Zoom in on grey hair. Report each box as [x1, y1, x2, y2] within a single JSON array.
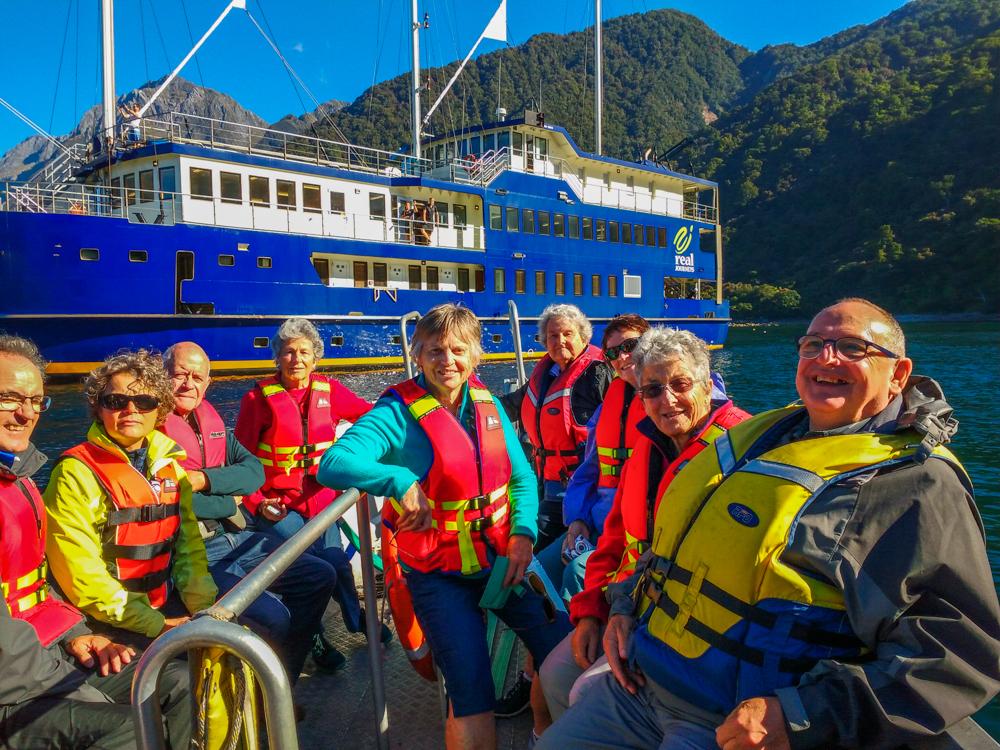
[[271, 318, 324, 361], [0, 334, 48, 382], [538, 303, 592, 344], [633, 327, 711, 385]]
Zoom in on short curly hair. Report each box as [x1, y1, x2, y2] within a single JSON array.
[[538, 303, 592, 345], [83, 349, 175, 426], [272, 318, 324, 361]]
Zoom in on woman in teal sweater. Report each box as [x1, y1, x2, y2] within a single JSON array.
[[318, 304, 569, 750]]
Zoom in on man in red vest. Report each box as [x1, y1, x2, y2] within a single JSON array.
[[162, 341, 337, 682], [0, 334, 191, 748]]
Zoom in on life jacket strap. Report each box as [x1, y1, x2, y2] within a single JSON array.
[[105, 537, 175, 561], [120, 566, 171, 594], [106, 503, 179, 526]]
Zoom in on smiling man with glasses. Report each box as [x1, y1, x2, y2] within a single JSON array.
[[538, 298, 1000, 750]]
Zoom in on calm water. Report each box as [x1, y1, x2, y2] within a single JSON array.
[[33, 320, 1000, 736]]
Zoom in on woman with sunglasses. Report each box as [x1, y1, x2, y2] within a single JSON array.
[[318, 304, 571, 750], [44, 349, 217, 643], [538, 327, 751, 723]]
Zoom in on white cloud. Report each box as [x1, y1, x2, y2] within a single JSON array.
[[292, 42, 304, 53]]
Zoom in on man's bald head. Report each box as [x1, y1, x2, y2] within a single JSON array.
[[164, 341, 210, 373], [824, 298, 906, 357], [164, 342, 211, 416]]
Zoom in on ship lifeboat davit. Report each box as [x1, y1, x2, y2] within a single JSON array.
[[382, 525, 437, 682]]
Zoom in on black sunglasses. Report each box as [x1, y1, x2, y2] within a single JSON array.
[[796, 335, 899, 362], [604, 337, 640, 362], [99, 393, 160, 412]]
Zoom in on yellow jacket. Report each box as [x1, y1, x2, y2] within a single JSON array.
[[44, 423, 217, 637]]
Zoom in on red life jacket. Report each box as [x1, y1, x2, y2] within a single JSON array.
[[383, 375, 512, 575], [615, 401, 751, 580], [594, 379, 646, 489], [521, 344, 603, 482], [254, 374, 338, 517], [61, 443, 182, 609], [0, 474, 84, 646], [161, 401, 227, 471]]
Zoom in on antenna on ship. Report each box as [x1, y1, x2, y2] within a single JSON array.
[[594, 0, 603, 155]]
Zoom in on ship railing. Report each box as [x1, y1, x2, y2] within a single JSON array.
[[138, 112, 431, 178], [2, 181, 136, 219], [133, 487, 390, 750], [29, 143, 88, 186]]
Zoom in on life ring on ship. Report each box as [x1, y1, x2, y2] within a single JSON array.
[[382, 525, 437, 682]]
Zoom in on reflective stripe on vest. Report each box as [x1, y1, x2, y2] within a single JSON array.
[[255, 376, 337, 487]]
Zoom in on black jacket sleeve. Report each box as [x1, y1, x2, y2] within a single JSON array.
[[571, 361, 613, 428], [191, 432, 265, 520]]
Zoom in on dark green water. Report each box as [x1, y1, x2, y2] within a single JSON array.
[[33, 320, 1000, 737]]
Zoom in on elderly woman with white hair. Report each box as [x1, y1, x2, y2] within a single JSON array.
[[235, 317, 385, 669]]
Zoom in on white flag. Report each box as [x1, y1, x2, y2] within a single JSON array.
[[483, 0, 507, 42]]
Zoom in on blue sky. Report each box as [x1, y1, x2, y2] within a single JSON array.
[[0, 0, 908, 157]]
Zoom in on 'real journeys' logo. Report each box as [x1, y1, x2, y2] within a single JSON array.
[[673, 224, 696, 273], [727, 502, 759, 528]]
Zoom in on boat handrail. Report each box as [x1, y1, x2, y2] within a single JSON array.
[[399, 312, 421, 379], [507, 299, 527, 387], [132, 487, 390, 750]]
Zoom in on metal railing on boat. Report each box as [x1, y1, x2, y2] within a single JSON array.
[[131, 487, 389, 750]]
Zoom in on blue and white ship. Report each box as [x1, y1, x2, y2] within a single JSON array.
[[0, 0, 729, 376]]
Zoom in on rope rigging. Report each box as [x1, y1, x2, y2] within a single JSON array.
[[49, 0, 74, 136]]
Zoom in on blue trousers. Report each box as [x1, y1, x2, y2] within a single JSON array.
[[205, 528, 337, 681], [253, 509, 364, 632]]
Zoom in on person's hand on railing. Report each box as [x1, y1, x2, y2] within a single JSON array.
[[396, 482, 431, 533], [160, 616, 191, 634], [66, 634, 136, 675]]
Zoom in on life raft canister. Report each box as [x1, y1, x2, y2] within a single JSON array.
[[61, 441, 182, 608]]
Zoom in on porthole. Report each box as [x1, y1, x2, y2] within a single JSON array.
[[219, 254, 235, 267], [330, 335, 344, 347], [80, 247, 100, 261], [128, 250, 148, 263], [252, 337, 269, 348], [492, 334, 502, 344], [257, 256, 272, 269]]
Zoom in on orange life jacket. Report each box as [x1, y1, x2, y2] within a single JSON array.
[[383, 375, 512, 576], [254, 374, 338, 517], [0, 473, 84, 646], [162, 401, 227, 471], [521, 345, 603, 482], [594, 378, 645, 489], [615, 402, 750, 580], [61, 442, 182, 608]]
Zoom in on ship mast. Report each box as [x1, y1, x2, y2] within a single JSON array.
[[594, 0, 602, 155], [410, 0, 422, 159], [101, 0, 116, 144]]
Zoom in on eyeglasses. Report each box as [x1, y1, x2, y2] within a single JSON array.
[[0, 392, 52, 414], [99, 393, 160, 412], [637, 378, 697, 400], [604, 337, 640, 362], [796, 335, 899, 362]]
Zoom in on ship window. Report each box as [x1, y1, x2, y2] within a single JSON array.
[[658, 227, 668, 248], [408, 265, 422, 290], [646, 226, 656, 246], [582, 217, 593, 240], [699, 228, 716, 252], [553, 213, 565, 237], [513, 131, 523, 155], [537, 211, 550, 235], [330, 335, 344, 347], [139, 170, 154, 203], [111, 177, 122, 210], [189, 168, 212, 201], [506, 207, 518, 232], [608, 275, 618, 297], [80, 247, 100, 261], [701, 282, 716, 301], [522, 209, 535, 234], [624, 273, 642, 298], [470, 136, 481, 155], [634, 224, 644, 245], [221, 172, 242, 204], [123, 173, 137, 206], [533, 333, 540, 343], [603, 172, 611, 189], [218, 254, 235, 266], [277, 180, 296, 210], [257, 257, 272, 269], [483, 133, 495, 152], [253, 337, 269, 348], [426, 266, 439, 290], [475, 268, 485, 292], [435, 144, 444, 163], [159, 166, 176, 201], [622, 223, 632, 243], [373, 262, 388, 287], [353, 261, 368, 288], [369, 193, 386, 220], [591, 274, 601, 296], [458, 267, 470, 292], [454, 204, 468, 228], [434, 201, 449, 226], [535, 270, 546, 295], [391, 335, 402, 345], [596, 220, 606, 242], [573, 273, 584, 296], [312, 257, 331, 284], [489, 205, 502, 230], [129, 250, 148, 263], [536, 138, 547, 157], [649, 181, 656, 197], [497, 131, 510, 150], [330, 191, 346, 214], [303, 183, 321, 213], [627, 176, 635, 190], [492, 333, 502, 344], [515, 269, 526, 294], [609, 221, 619, 243], [249, 176, 270, 207], [494, 268, 505, 292], [555, 272, 566, 296], [568, 216, 580, 239], [664, 277, 688, 299]]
